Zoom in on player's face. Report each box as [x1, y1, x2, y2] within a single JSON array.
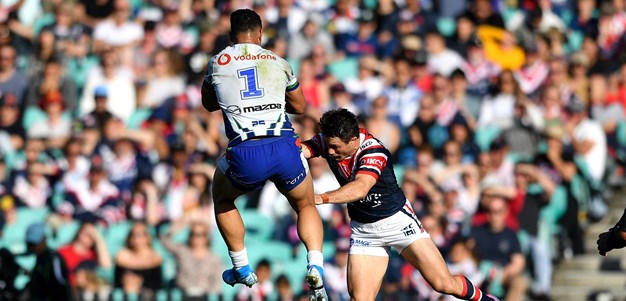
[[325, 136, 359, 161]]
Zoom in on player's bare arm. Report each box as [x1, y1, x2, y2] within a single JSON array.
[[285, 86, 306, 114], [314, 173, 377, 205]]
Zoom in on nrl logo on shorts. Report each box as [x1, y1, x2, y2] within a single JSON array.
[[226, 105, 242, 115]]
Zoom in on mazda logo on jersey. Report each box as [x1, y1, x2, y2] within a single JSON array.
[[225, 105, 241, 115], [218, 53, 231, 65], [242, 103, 282, 113]]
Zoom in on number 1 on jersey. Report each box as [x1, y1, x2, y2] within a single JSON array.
[[238, 67, 264, 100]]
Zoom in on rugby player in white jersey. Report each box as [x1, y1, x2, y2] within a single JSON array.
[[201, 9, 328, 301], [301, 109, 499, 301]]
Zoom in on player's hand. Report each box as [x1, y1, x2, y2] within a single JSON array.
[[597, 228, 626, 256], [314, 194, 323, 205]]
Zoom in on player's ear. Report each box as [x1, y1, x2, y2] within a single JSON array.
[[257, 28, 263, 44]]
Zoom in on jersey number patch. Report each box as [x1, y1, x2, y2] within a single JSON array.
[[237, 67, 265, 100]]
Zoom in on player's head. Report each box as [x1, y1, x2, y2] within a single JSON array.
[[230, 9, 263, 45], [319, 108, 360, 161]]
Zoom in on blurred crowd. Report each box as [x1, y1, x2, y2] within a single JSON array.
[[0, 0, 625, 300]]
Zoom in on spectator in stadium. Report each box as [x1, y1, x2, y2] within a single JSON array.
[[114, 222, 163, 296], [27, 90, 72, 149], [343, 55, 384, 108], [469, 197, 526, 301], [140, 49, 186, 109], [275, 274, 295, 301], [0, 92, 25, 151], [589, 73, 625, 149], [12, 162, 52, 209], [466, 0, 504, 28], [25, 58, 77, 114], [160, 220, 223, 295], [338, 10, 378, 58], [515, 44, 549, 96], [298, 57, 330, 111], [324, 238, 350, 301], [80, 49, 136, 122], [485, 137, 516, 187], [58, 156, 122, 223], [425, 29, 464, 77], [564, 96, 607, 183], [0, 44, 27, 107], [155, 4, 194, 51], [58, 222, 111, 289], [477, 70, 519, 130], [501, 98, 544, 158], [365, 96, 401, 156], [237, 259, 274, 301], [93, 0, 144, 55], [288, 19, 335, 60], [384, 57, 421, 128], [23, 222, 72, 301], [81, 86, 116, 134], [329, 83, 360, 115]]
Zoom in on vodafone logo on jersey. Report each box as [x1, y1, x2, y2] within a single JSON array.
[[217, 53, 277, 65], [218, 54, 231, 65]]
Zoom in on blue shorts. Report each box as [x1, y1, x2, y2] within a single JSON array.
[[217, 135, 308, 192]]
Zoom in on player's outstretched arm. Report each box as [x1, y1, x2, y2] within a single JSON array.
[[314, 174, 377, 205], [597, 209, 626, 256], [285, 86, 306, 114]]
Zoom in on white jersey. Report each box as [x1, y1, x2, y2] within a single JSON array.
[[204, 43, 299, 145]]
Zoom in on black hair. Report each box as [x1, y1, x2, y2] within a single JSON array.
[[257, 258, 271, 269], [230, 9, 262, 35], [319, 109, 360, 143]]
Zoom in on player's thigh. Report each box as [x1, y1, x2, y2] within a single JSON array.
[[347, 254, 388, 301], [212, 159, 247, 204], [277, 172, 315, 211], [400, 237, 456, 293]]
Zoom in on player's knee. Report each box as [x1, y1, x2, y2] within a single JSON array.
[[430, 277, 458, 295], [349, 290, 376, 301]]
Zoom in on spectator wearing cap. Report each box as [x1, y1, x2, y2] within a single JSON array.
[[140, 49, 186, 109], [23, 222, 73, 301], [80, 49, 136, 123], [0, 92, 25, 151], [337, 10, 378, 57], [323, 238, 350, 301], [478, 70, 520, 130], [343, 55, 384, 108], [25, 58, 78, 114], [425, 29, 464, 77], [58, 156, 122, 224], [28, 90, 72, 149], [81, 86, 116, 134], [0, 45, 27, 107], [564, 96, 607, 182], [288, 19, 336, 60]]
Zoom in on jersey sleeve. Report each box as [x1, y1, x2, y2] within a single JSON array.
[[302, 133, 325, 158], [202, 56, 217, 90], [283, 59, 299, 92], [356, 148, 388, 180]]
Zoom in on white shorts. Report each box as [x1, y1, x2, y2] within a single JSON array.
[[349, 201, 430, 257]]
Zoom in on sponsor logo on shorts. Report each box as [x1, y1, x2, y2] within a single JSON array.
[[243, 103, 282, 113], [350, 238, 370, 247], [402, 224, 417, 237], [285, 171, 305, 185]]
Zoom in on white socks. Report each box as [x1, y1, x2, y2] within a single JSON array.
[[228, 247, 249, 269], [307, 250, 324, 268]]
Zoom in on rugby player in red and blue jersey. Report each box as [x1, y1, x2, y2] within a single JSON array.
[[301, 109, 498, 301]]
